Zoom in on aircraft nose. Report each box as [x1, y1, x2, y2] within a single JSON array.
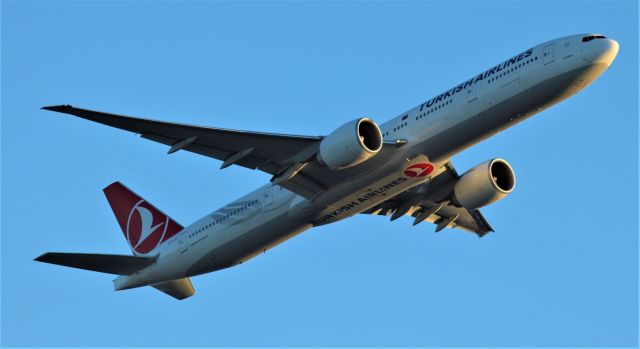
[[586, 38, 619, 66]]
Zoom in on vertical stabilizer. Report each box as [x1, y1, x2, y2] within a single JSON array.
[[103, 182, 183, 255]]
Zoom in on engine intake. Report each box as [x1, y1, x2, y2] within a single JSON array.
[[453, 159, 516, 209], [317, 118, 383, 169]]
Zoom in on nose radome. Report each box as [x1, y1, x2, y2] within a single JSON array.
[[589, 38, 619, 66]]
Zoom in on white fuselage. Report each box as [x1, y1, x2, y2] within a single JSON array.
[[115, 34, 618, 290]]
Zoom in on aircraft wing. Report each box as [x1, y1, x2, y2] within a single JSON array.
[[42, 105, 400, 199], [362, 161, 494, 237]]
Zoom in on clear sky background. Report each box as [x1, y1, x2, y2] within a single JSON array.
[[1, 1, 638, 347]]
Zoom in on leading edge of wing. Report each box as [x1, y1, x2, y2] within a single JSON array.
[[41, 105, 323, 141]]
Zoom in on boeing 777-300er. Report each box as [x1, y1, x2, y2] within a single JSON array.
[[36, 34, 618, 300]]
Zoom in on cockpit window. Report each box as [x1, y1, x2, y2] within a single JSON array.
[[582, 35, 606, 42]]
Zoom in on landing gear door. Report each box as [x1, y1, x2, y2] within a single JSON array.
[[466, 83, 477, 103], [543, 44, 554, 65]]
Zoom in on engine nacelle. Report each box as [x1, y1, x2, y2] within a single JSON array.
[[317, 118, 383, 169], [453, 159, 516, 209]]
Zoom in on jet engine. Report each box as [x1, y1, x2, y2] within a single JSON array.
[[317, 118, 383, 169], [453, 159, 516, 209]]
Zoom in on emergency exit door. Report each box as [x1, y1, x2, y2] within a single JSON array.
[[543, 44, 554, 65], [466, 83, 477, 103]]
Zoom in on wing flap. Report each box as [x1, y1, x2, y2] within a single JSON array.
[[140, 133, 271, 171]]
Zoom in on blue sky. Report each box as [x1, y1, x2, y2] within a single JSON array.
[[1, 1, 637, 347]]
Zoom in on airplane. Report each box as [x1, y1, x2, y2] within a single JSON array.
[[36, 34, 619, 300]]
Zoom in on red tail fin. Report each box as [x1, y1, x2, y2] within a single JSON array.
[[103, 182, 183, 255]]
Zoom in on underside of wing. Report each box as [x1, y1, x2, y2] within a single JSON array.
[[42, 105, 403, 199], [42, 105, 321, 173], [362, 161, 494, 237]]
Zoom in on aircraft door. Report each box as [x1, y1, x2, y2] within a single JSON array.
[[263, 186, 273, 209], [466, 83, 477, 103], [179, 235, 189, 253], [543, 44, 554, 65]]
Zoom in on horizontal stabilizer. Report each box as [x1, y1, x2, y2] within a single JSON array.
[[35, 252, 157, 275], [152, 278, 195, 300]]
